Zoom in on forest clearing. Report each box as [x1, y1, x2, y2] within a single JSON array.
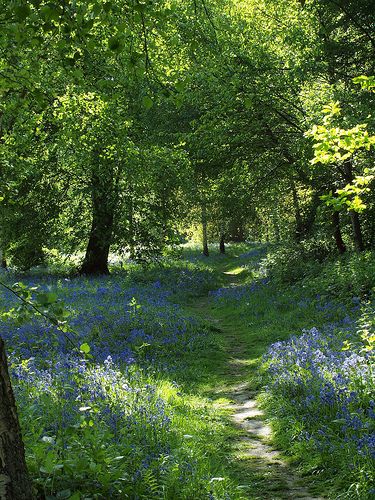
[[0, 0, 374, 498]]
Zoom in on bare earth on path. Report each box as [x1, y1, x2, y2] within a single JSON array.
[[214, 331, 325, 500], [195, 270, 325, 499], [218, 375, 324, 499]]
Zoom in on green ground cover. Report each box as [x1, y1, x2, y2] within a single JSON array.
[[1, 243, 374, 498]]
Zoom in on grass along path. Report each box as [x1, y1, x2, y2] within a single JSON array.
[[3, 245, 370, 497], [181, 250, 325, 499]]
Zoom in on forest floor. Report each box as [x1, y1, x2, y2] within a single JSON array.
[[4, 244, 356, 498], [179, 251, 325, 499]]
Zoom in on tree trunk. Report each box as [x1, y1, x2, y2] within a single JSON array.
[[0, 338, 33, 500], [80, 168, 115, 275], [350, 211, 365, 252], [343, 160, 365, 252], [332, 211, 346, 254], [291, 181, 303, 242], [0, 250, 6, 269], [219, 233, 225, 254], [80, 207, 113, 275], [201, 204, 209, 257]]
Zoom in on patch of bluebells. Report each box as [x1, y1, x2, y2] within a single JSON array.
[[11, 350, 174, 495], [238, 247, 267, 260], [0, 273, 221, 498], [263, 321, 375, 494], [0, 274, 205, 366], [209, 278, 269, 302]]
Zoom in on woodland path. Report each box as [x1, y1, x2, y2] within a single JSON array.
[[186, 261, 325, 500]]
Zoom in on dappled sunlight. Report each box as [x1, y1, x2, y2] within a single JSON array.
[[0, 254, 247, 498], [223, 266, 246, 276], [228, 357, 255, 368]]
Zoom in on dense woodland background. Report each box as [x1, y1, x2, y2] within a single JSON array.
[[0, 1, 375, 499], [0, 0, 374, 271]]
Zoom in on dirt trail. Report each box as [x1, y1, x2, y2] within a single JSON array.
[[209, 329, 324, 500], [222, 380, 322, 499], [196, 270, 324, 499]]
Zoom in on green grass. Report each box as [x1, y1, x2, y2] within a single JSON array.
[[6, 241, 366, 498], [164, 244, 321, 497], [170, 243, 364, 499]]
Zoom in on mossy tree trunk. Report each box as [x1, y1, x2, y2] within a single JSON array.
[[0, 338, 33, 499]]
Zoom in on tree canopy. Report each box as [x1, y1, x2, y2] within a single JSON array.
[[0, 0, 374, 269]]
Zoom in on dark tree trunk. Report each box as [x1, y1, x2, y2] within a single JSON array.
[[201, 204, 209, 257], [80, 166, 116, 275], [343, 160, 365, 252], [291, 181, 303, 242], [350, 211, 365, 252], [0, 338, 33, 500], [80, 208, 113, 275], [219, 233, 225, 254], [332, 211, 346, 254]]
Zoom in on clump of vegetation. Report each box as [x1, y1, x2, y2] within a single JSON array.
[[265, 244, 375, 300], [261, 302, 375, 498], [0, 265, 238, 499]]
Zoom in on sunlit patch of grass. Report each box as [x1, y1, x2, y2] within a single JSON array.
[[223, 266, 246, 276]]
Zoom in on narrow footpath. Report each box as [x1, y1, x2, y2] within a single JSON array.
[[186, 259, 324, 500]]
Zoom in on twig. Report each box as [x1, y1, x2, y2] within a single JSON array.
[[0, 279, 79, 350]]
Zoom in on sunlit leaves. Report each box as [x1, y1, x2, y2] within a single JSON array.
[[353, 75, 375, 92], [307, 84, 375, 167], [306, 77, 375, 213], [308, 123, 373, 165], [79, 343, 91, 354], [321, 174, 374, 213]]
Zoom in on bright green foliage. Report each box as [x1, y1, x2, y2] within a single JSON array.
[[1, 1, 375, 495], [307, 78, 375, 213]]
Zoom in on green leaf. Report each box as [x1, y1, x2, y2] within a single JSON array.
[[142, 96, 153, 109], [68, 493, 81, 500], [37, 292, 58, 305], [80, 343, 91, 354], [244, 98, 252, 109], [175, 81, 185, 92], [14, 4, 31, 21]]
